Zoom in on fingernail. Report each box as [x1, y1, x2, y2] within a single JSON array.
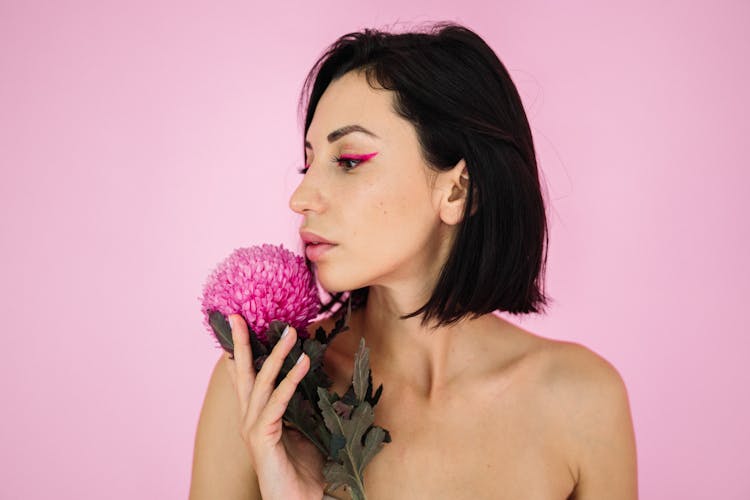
[[281, 324, 290, 339], [227, 314, 234, 329], [295, 352, 305, 365]]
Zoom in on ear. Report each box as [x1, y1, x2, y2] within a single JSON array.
[[436, 159, 477, 226]]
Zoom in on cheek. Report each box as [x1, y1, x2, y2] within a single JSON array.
[[316, 177, 437, 291], [354, 179, 433, 242]]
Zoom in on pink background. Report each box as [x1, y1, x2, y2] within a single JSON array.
[[1, 1, 748, 498]]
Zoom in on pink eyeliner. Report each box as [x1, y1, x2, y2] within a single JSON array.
[[340, 152, 378, 161]]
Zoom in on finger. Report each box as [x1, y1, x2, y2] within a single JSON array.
[[257, 351, 310, 429], [247, 325, 297, 422], [228, 314, 255, 410]]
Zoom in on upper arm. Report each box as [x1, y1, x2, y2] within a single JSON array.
[[553, 343, 638, 500], [189, 353, 261, 500]]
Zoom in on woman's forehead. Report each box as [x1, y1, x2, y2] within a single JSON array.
[[307, 72, 398, 141]]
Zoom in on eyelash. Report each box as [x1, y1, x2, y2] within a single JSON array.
[[297, 155, 366, 175]]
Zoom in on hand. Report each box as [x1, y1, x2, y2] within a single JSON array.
[[225, 314, 326, 500]]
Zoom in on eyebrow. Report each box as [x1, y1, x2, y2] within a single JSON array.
[[304, 124, 380, 150]]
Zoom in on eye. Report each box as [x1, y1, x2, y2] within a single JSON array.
[[297, 152, 377, 175], [335, 152, 378, 172], [334, 155, 363, 172]]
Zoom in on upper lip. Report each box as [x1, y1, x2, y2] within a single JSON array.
[[299, 230, 336, 245]]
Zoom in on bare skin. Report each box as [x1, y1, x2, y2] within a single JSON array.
[[312, 305, 637, 499], [191, 305, 637, 499]]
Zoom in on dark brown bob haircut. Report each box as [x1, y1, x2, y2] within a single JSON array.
[[298, 21, 550, 329]]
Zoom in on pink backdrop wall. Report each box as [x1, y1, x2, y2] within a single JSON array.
[[1, 1, 748, 498]]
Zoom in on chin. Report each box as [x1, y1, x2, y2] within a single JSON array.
[[315, 265, 367, 296]]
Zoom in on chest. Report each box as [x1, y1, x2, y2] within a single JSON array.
[[323, 374, 576, 500]]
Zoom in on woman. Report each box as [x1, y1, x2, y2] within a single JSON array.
[[190, 22, 638, 500]]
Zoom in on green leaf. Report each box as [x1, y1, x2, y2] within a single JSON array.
[[208, 310, 234, 354], [210, 306, 389, 499], [318, 388, 374, 496], [315, 326, 327, 344], [248, 328, 267, 360], [317, 386, 345, 437], [365, 370, 383, 407], [283, 392, 328, 456], [332, 400, 354, 419], [266, 320, 288, 345], [323, 461, 354, 494], [302, 338, 326, 371], [275, 341, 306, 390], [326, 300, 351, 344], [359, 426, 388, 474], [341, 401, 375, 459], [330, 433, 347, 462], [352, 338, 369, 403], [341, 386, 358, 406], [315, 419, 333, 450], [208, 311, 267, 361]]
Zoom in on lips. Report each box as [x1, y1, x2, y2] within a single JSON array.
[[299, 230, 336, 246], [305, 242, 335, 261], [299, 230, 337, 262]]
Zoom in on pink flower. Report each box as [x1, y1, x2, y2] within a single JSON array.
[[199, 243, 320, 344]]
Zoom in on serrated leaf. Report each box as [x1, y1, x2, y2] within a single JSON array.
[[323, 461, 353, 494], [285, 391, 307, 428], [315, 419, 332, 449], [286, 391, 316, 430], [302, 338, 326, 371], [341, 401, 375, 459], [330, 433, 346, 461], [352, 338, 370, 402], [326, 300, 351, 344], [208, 310, 233, 354], [332, 400, 354, 419], [317, 387, 346, 438], [279, 341, 304, 378], [359, 426, 388, 474], [382, 429, 392, 443], [322, 401, 376, 494], [266, 320, 288, 345], [341, 386, 358, 406], [369, 384, 383, 406], [210, 303, 389, 499], [210, 311, 266, 360], [364, 369, 383, 407], [315, 326, 327, 344], [248, 328, 267, 360]]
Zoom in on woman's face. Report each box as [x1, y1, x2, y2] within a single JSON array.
[[289, 70, 455, 294]]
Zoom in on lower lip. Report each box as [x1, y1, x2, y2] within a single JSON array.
[[305, 243, 337, 261]]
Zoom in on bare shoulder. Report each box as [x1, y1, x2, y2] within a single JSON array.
[[536, 338, 631, 402], [189, 352, 261, 500], [530, 337, 638, 499], [483, 321, 632, 429]]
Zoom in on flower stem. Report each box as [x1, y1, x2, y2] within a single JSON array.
[[344, 448, 367, 500], [349, 480, 367, 500]]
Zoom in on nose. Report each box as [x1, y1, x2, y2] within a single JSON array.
[[288, 167, 325, 215]]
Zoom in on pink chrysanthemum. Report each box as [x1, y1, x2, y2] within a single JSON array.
[[199, 243, 320, 344]]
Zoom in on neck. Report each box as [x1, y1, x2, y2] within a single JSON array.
[[350, 285, 490, 402]]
